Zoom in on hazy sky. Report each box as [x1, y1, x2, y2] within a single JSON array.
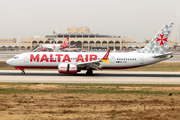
[[0, 0, 179, 42]]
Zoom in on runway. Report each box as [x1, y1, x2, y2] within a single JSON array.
[[0, 70, 180, 84]]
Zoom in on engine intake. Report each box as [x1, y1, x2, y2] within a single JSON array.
[[58, 63, 77, 74]]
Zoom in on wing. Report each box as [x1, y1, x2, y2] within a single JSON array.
[[153, 52, 173, 58], [76, 60, 103, 70], [76, 49, 111, 70]]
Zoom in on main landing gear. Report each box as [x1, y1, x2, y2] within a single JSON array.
[[86, 69, 93, 75], [21, 70, 25, 75]]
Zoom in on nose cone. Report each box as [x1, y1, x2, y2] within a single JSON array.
[[6, 59, 12, 65]]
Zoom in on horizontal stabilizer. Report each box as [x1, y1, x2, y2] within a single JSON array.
[[153, 52, 173, 58]]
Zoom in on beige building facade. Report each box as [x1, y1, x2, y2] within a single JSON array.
[[0, 38, 31, 51], [0, 27, 178, 51]]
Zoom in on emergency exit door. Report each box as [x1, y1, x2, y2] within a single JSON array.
[[24, 54, 28, 63], [140, 55, 144, 64]]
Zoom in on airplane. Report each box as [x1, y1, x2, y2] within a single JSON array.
[[32, 37, 75, 52], [6, 22, 174, 75]]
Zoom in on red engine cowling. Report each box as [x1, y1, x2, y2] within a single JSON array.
[[58, 63, 77, 74], [41, 48, 45, 51]]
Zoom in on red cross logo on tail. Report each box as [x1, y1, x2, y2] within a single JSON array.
[[156, 34, 168, 46]]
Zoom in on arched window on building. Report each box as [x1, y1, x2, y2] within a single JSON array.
[[102, 41, 107, 44], [32, 41, 37, 44], [45, 41, 50, 44], [83, 41, 88, 44], [96, 41, 101, 46], [8, 46, 12, 50], [20, 46, 25, 50], [83, 41, 88, 47], [90, 41, 94, 44], [96, 41, 101, 43], [27, 46, 31, 50], [2, 46, 6, 50], [51, 41, 56, 44], [108, 41, 114, 47], [39, 41, 44, 44], [76, 41, 82, 48], [14, 46, 19, 50], [128, 46, 133, 50], [89, 41, 94, 48], [58, 41, 63, 44], [115, 41, 120, 44], [109, 41, 113, 43], [70, 41, 75, 45], [102, 41, 107, 47], [135, 46, 139, 49]]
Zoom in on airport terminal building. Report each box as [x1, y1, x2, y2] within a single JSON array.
[[0, 27, 178, 51]]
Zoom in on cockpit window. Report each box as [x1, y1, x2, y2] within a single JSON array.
[[14, 56, 19, 59]]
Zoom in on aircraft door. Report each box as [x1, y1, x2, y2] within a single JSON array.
[[24, 54, 28, 63], [110, 56, 115, 63], [140, 55, 144, 64]]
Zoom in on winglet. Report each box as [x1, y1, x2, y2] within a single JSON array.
[[102, 49, 110, 64]]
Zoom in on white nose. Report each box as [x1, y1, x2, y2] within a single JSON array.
[[6, 59, 12, 65]]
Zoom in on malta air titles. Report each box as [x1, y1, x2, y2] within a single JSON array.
[[30, 54, 98, 63]]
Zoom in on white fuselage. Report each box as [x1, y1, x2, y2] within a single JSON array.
[[6, 52, 171, 69]]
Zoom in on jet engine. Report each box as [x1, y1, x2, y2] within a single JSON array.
[[41, 48, 45, 51], [58, 63, 77, 74]]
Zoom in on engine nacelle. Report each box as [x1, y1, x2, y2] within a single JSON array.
[[41, 48, 45, 51], [58, 63, 77, 74]]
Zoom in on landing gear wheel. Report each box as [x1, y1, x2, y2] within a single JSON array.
[[86, 69, 93, 75], [21, 71, 25, 75]]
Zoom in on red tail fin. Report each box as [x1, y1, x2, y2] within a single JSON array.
[[63, 37, 69, 45], [102, 49, 110, 64]]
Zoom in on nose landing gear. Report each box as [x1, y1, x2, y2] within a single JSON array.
[[21, 70, 25, 75], [15, 67, 25, 75]]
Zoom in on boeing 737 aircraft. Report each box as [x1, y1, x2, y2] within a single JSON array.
[[32, 37, 75, 52], [6, 22, 174, 75]]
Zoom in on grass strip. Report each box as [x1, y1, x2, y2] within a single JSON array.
[[1, 83, 180, 87], [0, 85, 179, 95]]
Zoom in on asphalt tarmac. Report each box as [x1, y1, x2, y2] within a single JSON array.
[[0, 70, 180, 84]]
